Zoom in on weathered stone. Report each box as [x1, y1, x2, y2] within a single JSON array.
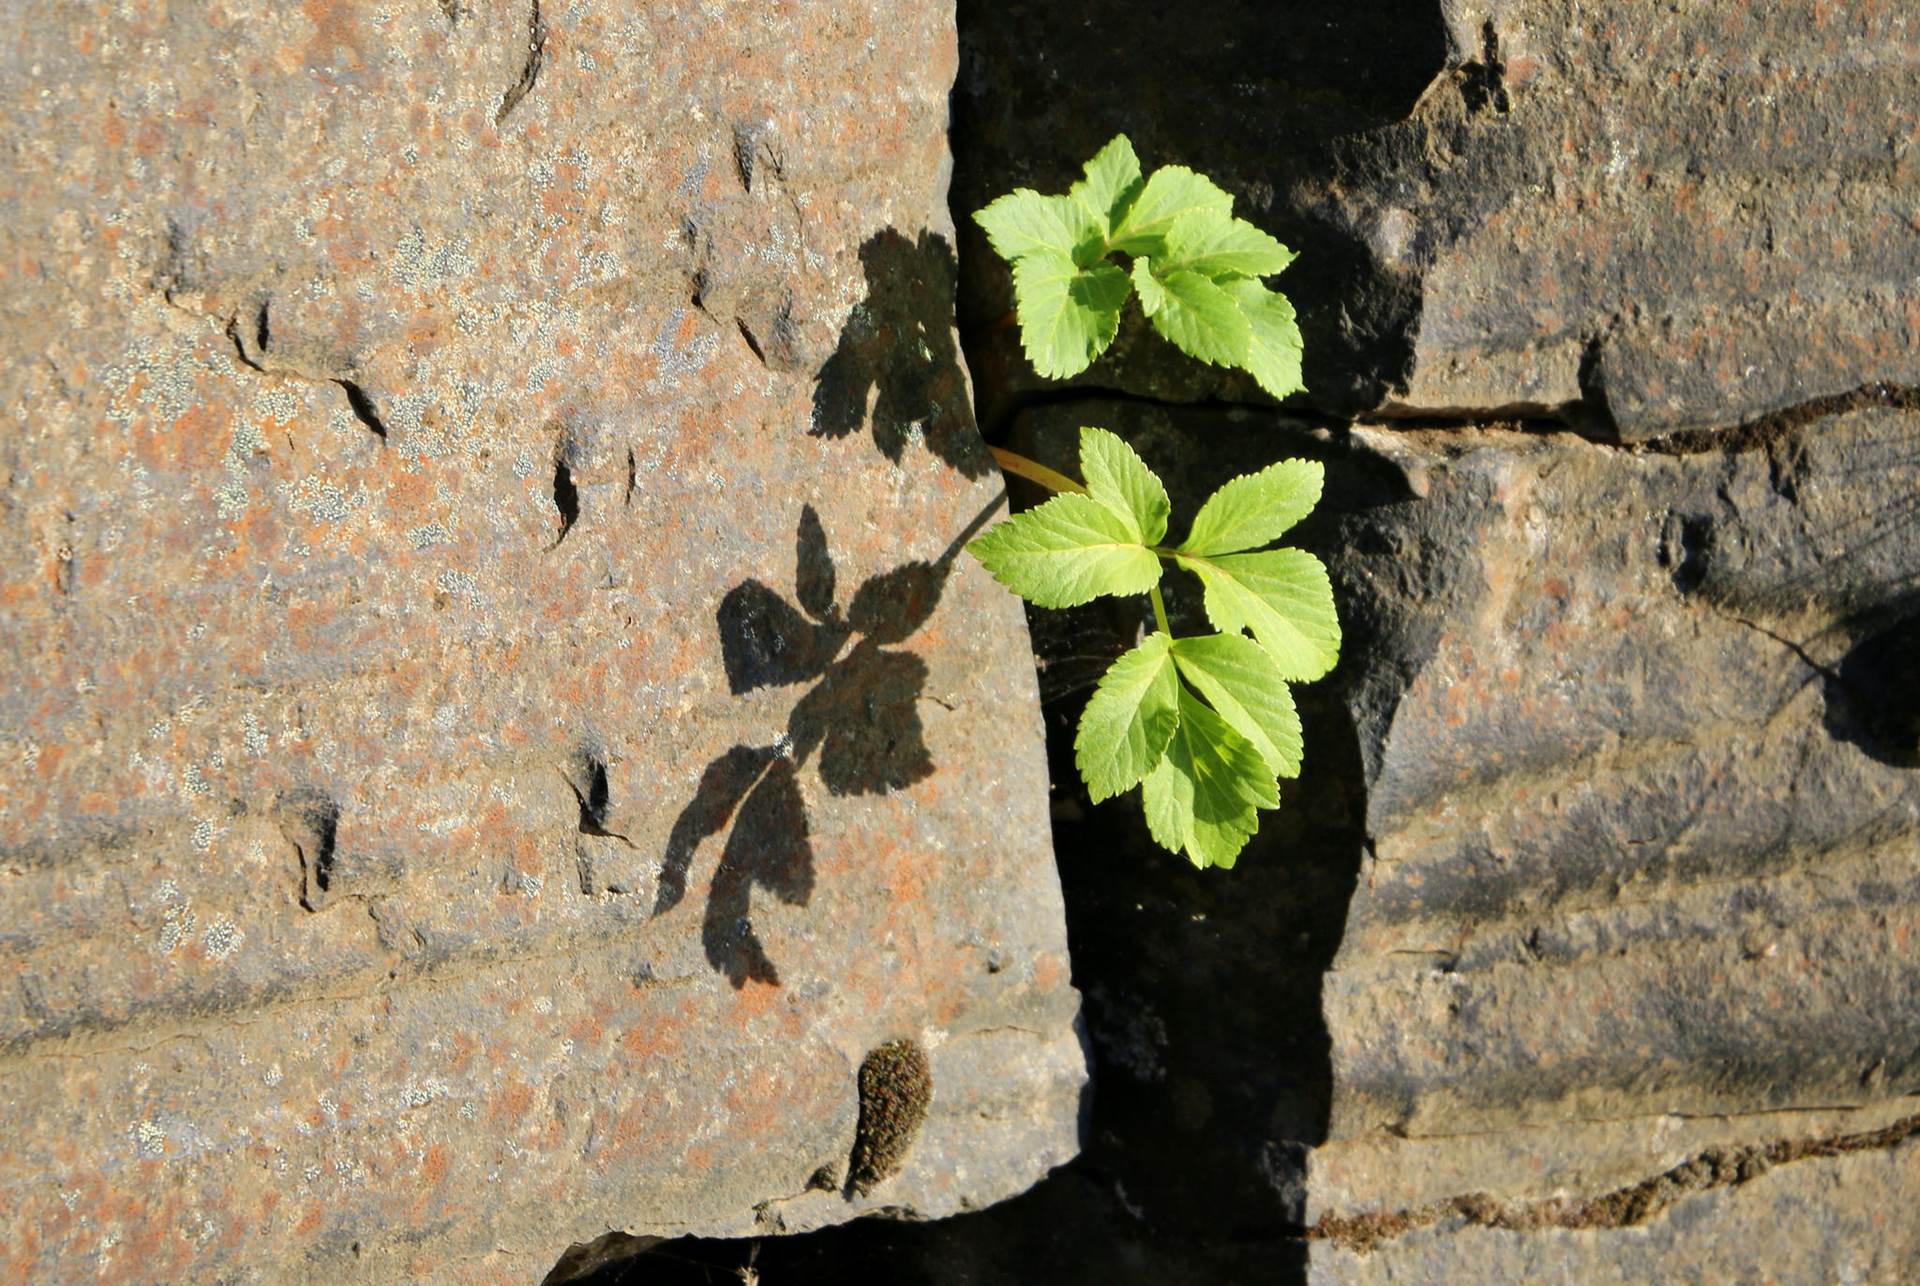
[[1321, 410, 1920, 1139], [956, 0, 1920, 436], [1367, 0, 1920, 435], [0, 2, 1082, 1280], [1001, 393, 1920, 1278]]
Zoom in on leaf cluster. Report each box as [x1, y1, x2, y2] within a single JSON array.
[[974, 135, 1304, 399], [968, 429, 1339, 869]]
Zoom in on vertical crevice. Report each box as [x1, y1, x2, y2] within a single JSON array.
[[277, 792, 343, 912], [552, 454, 580, 546], [495, 0, 546, 125], [334, 380, 389, 441], [1460, 21, 1511, 115]]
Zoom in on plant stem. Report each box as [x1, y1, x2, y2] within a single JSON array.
[[1149, 582, 1171, 636], [988, 446, 1088, 495]]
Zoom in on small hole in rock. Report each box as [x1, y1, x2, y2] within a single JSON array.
[[573, 750, 625, 839], [277, 792, 341, 911], [335, 379, 389, 440], [1825, 611, 1920, 769], [552, 455, 580, 546]]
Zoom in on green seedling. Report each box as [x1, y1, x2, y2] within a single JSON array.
[[968, 139, 1336, 868], [973, 134, 1303, 397]]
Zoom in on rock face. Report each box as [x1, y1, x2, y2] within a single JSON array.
[[0, 3, 1082, 1281], [938, 0, 1920, 1281], [956, 0, 1920, 435]]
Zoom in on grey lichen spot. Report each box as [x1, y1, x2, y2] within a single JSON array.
[[409, 522, 451, 550], [388, 226, 476, 291], [846, 1038, 932, 1196], [202, 918, 243, 960], [434, 568, 483, 610], [133, 1119, 167, 1159], [157, 900, 198, 953]]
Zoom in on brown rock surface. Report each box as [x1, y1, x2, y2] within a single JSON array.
[[0, 2, 1081, 1280]]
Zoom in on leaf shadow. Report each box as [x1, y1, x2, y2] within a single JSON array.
[[655, 497, 1000, 987], [812, 228, 993, 480]]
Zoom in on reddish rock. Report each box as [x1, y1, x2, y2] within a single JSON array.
[[0, 2, 1081, 1280]]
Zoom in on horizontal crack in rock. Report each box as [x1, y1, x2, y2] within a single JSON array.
[[1310, 1110, 1920, 1253], [1638, 381, 1920, 456]]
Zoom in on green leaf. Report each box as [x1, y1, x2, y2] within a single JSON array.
[[1110, 165, 1235, 257], [1179, 459, 1324, 557], [1170, 634, 1304, 777], [1013, 253, 1132, 379], [1070, 134, 1144, 238], [1177, 548, 1341, 681], [967, 492, 1159, 609], [1159, 209, 1296, 279], [1078, 427, 1170, 545], [1075, 634, 1178, 802], [1141, 686, 1277, 869], [1131, 258, 1169, 314], [973, 189, 1101, 265], [1131, 262, 1251, 368], [1221, 279, 1305, 400]]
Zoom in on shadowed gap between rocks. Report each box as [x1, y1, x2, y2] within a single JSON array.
[[948, 0, 1455, 424], [552, 0, 1471, 1274]]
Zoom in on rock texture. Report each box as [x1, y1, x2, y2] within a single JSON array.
[[1306, 405, 1920, 1276], [923, 0, 1920, 1281], [955, 0, 1920, 436], [0, 2, 1081, 1281]]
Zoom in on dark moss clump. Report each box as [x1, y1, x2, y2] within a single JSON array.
[[847, 1038, 932, 1195]]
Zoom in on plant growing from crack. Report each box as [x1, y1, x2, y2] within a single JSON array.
[[967, 136, 1338, 869]]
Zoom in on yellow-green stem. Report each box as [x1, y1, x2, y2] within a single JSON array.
[[988, 446, 1088, 495], [1149, 583, 1171, 636]]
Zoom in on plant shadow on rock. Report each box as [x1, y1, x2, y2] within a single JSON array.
[[655, 498, 1000, 987], [811, 228, 993, 480]]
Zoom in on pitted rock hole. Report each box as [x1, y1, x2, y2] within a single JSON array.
[[334, 379, 389, 440], [572, 749, 616, 836], [552, 453, 580, 547], [276, 792, 342, 911]]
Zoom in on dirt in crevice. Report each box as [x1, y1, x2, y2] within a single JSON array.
[[1311, 1111, 1920, 1253], [1643, 381, 1920, 458]]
